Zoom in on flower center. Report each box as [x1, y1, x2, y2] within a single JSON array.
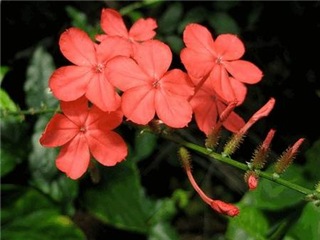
[[95, 63, 104, 73], [216, 56, 223, 64], [152, 79, 160, 88], [79, 126, 86, 133]]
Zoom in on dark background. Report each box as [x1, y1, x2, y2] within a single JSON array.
[[2, 1, 320, 239]]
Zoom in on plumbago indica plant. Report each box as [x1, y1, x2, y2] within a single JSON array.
[[1, 5, 320, 240]]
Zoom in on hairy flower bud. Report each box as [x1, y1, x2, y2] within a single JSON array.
[[274, 138, 305, 174]]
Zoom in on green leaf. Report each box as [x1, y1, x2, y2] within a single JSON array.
[[207, 12, 240, 35], [28, 115, 78, 215], [0, 88, 18, 112], [0, 118, 28, 177], [241, 165, 310, 210], [1, 185, 85, 240], [178, 6, 208, 33], [65, 6, 100, 39], [0, 66, 10, 84], [158, 2, 183, 34], [131, 130, 158, 162], [164, 35, 184, 55], [24, 46, 57, 109], [285, 202, 320, 240], [226, 204, 269, 240], [304, 138, 320, 181], [82, 160, 151, 233], [148, 221, 179, 240]]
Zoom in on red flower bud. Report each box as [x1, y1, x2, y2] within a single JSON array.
[[210, 200, 240, 217]]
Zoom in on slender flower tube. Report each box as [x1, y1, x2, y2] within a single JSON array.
[[179, 147, 239, 217]]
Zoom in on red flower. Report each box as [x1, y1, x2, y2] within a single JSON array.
[[181, 23, 263, 103], [190, 79, 245, 135], [39, 97, 127, 179], [107, 40, 194, 128], [96, 8, 157, 54], [49, 27, 131, 111]]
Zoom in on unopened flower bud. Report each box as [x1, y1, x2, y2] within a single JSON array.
[[274, 138, 305, 174], [210, 200, 240, 217], [223, 98, 275, 156], [244, 170, 259, 190], [251, 129, 276, 169]]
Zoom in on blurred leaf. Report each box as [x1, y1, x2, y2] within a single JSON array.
[[212, 1, 240, 11], [148, 221, 179, 240], [0, 149, 20, 177], [28, 115, 78, 215], [164, 35, 184, 55], [0, 66, 10, 84], [0, 117, 28, 177], [207, 12, 240, 35], [65, 6, 100, 39], [0, 88, 18, 112], [1, 185, 85, 240], [82, 160, 151, 233], [226, 204, 269, 240], [285, 202, 320, 240], [241, 165, 310, 210], [158, 2, 183, 34], [131, 130, 158, 162], [24, 46, 57, 109], [178, 6, 208, 33], [304, 138, 320, 181]]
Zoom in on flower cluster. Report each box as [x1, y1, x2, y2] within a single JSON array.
[[40, 8, 273, 216]]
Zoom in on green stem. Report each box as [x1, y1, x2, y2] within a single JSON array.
[[1, 108, 59, 117], [163, 133, 314, 196]]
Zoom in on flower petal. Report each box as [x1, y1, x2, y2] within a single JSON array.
[[180, 48, 215, 80], [190, 90, 218, 135], [215, 34, 245, 60], [60, 96, 89, 126], [183, 24, 217, 55], [87, 106, 123, 131], [129, 18, 157, 41], [107, 56, 150, 91], [217, 101, 245, 133], [49, 66, 93, 101], [96, 36, 132, 63], [100, 8, 129, 38], [161, 69, 194, 98], [155, 90, 193, 128], [134, 40, 172, 79], [211, 66, 247, 104], [55, 134, 90, 179], [86, 73, 121, 112], [121, 86, 155, 125], [39, 114, 79, 147], [87, 130, 127, 166], [224, 60, 263, 84], [59, 27, 96, 66]]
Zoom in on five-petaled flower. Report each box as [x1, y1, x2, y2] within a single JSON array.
[[49, 27, 132, 112], [107, 39, 194, 128], [181, 23, 263, 103], [96, 8, 157, 55], [39, 97, 128, 179]]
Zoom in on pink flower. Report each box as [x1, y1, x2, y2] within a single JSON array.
[[190, 79, 245, 135], [181, 23, 263, 103], [49, 27, 131, 111], [107, 40, 194, 128], [39, 97, 127, 179], [96, 8, 157, 55]]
